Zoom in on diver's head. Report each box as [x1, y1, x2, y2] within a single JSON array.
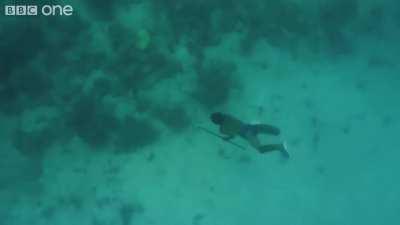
[[210, 112, 225, 125]]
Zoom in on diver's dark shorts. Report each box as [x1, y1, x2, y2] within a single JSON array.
[[239, 124, 280, 137], [239, 124, 257, 137]]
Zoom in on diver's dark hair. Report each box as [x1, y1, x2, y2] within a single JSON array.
[[210, 112, 225, 125]]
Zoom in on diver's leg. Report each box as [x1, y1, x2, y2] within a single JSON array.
[[258, 143, 290, 158], [252, 124, 280, 135], [245, 133, 262, 149], [258, 144, 283, 153]]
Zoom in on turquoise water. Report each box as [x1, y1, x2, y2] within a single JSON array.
[[1, 1, 399, 224]]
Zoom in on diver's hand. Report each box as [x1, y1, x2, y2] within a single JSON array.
[[222, 135, 234, 141]]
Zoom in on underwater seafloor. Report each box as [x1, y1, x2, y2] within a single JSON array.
[[1, 0, 399, 225]]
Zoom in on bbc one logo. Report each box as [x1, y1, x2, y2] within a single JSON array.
[[5, 5, 73, 16]]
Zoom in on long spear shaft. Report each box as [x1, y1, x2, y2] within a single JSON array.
[[197, 126, 246, 150]]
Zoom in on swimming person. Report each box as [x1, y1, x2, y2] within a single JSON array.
[[210, 112, 289, 158]]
